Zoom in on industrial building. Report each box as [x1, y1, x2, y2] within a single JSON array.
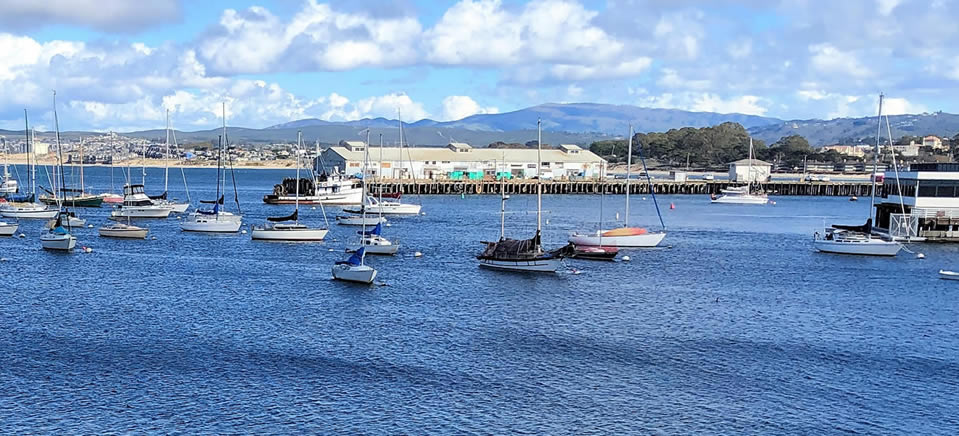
[[728, 158, 772, 183], [318, 140, 607, 180]]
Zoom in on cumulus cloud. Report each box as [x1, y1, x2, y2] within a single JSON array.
[[441, 96, 498, 121], [0, 0, 181, 32], [638, 91, 769, 116]]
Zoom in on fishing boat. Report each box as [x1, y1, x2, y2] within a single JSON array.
[[152, 110, 191, 213], [569, 124, 666, 248], [332, 247, 377, 284], [181, 103, 243, 233], [477, 119, 561, 273], [41, 91, 77, 252], [813, 94, 901, 256], [252, 131, 329, 241], [99, 222, 148, 239], [711, 138, 769, 205], [110, 184, 172, 218], [0, 111, 57, 219], [0, 221, 17, 236], [263, 170, 364, 205], [939, 270, 959, 281]]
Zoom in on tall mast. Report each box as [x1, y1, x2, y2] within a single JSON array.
[[625, 124, 632, 228], [748, 137, 754, 189], [536, 119, 543, 235], [361, 128, 371, 266], [165, 109, 170, 194], [79, 137, 85, 195], [378, 133, 384, 219], [295, 131, 301, 222], [871, 93, 884, 216], [500, 153, 506, 240], [31, 128, 36, 198], [53, 91, 66, 210], [23, 109, 32, 198]]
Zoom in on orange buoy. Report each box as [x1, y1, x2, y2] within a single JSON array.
[[670, 202, 675, 210]]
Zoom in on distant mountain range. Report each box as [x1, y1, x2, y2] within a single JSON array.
[[3, 103, 957, 147]]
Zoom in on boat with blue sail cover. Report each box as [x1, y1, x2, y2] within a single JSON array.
[[332, 247, 377, 283], [181, 103, 243, 233]]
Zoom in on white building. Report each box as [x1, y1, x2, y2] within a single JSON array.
[[319, 141, 606, 180], [728, 158, 772, 183], [874, 163, 959, 241]]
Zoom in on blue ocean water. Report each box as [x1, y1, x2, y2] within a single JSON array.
[[1, 166, 958, 434]]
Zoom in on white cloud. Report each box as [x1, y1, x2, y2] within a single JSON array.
[[441, 96, 498, 121], [877, 0, 902, 15], [638, 91, 769, 116], [809, 44, 872, 78], [0, 0, 180, 32]]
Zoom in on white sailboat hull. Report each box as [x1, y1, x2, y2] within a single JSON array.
[[332, 264, 377, 283], [478, 257, 561, 272], [362, 203, 421, 215], [158, 202, 190, 213], [46, 217, 85, 228], [99, 225, 148, 239], [711, 194, 769, 205], [813, 239, 901, 256], [336, 215, 387, 226], [251, 226, 328, 241], [939, 270, 959, 281], [111, 206, 172, 218], [568, 231, 666, 248], [0, 205, 58, 219], [40, 233, 76, 251], [0, 222, 18, 236], [181, 213, 243, 233], [349, 235, 399, 255]]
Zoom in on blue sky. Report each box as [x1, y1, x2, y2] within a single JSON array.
[[0, 0, 957, 131]]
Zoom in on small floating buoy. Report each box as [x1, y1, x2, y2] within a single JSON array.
[[461, 193, 465, 199], [151, 236, 157, 240], [385, 223, 391, 227], [669, 202, 675, 210], [87, 224, 94, 228], [545, 219, 550, 225], [917, 253, 925, 259], [311, 206, 316, 210], [83, 246, 93, 253], [570, 268, 582, 275], [176, 215, 182, 219], [622, 255, 631, 262], [413, 251, 423, 257], [770, 201, 776, 205], [18, 233, 25, 238], [240, 230, 247, 234], [615, 212, 620, 220], [0, 258, 9, 262], [642, 197, 647, 200], [420, 212, 426, 216]]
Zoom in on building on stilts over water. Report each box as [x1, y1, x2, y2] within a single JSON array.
[[873, 163, 959, 242]]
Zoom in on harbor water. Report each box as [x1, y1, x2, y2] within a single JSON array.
[[1, 167, 958, 433]]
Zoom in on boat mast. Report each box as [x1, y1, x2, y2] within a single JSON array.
[[361, 128, 371, 266], [110, 131, 115, 193], [747, 138, 754, 190], [79, 137, 85, 195], [378, 133, 384, 220], [52, 91, 67, 218], [536, 119, 543, 237], [500, 155, 506, 240], [295, 131, 301, 223], [871, 93, 884, 216], [24, 109, 32, 199], [165, 109, 170, 195], [625, 124, 632, 228]]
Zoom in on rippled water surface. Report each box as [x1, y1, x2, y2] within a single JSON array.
[[2, 166, 958, 433]]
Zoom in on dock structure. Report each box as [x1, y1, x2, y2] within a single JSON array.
[[367, 179, 877, 197]]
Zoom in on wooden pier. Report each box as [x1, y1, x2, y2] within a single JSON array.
[[367, 179, 877, 196]]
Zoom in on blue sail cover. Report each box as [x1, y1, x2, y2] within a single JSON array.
[[357, 223, 382, 236], [197, 203, 219, 215], [346, 247, 365, 265]]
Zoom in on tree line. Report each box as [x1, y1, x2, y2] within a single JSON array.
[[589, 122, 956, 169]]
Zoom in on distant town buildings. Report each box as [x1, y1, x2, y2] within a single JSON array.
[[319, 140, 606, 180], [821, 145, 867, 158]]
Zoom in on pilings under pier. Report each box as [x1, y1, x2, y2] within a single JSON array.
[[366, 179, 878, 197]]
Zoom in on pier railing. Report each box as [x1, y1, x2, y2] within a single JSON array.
[[366, 179, 877, 196]]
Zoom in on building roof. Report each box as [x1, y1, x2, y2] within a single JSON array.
[[324, 145, 605, 164], [729, 158, 772, 166]]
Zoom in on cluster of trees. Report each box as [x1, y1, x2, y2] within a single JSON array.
[[588, 123, 871, 169]]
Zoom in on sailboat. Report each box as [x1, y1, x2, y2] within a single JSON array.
[[569, 125, 667, 248], [813, 93, 901, 256], [39, 138, 103, 207], [711, 138, 769, 205], [477, 119, 561, 272], [336, 133, 388, 226], [0, 220, 16, 236], [347, 133, 399, 254], [0, 155, 18, 194], [1, 110, 58, 219], [332, 247, 377, 283], [152, 110, 190, 213], [344, 111, 421, 216], [181, 103, 243, 233], [40, 91, 77, 251], [252, 131, 329, 241]]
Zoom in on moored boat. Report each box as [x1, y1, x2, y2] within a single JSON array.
[[939, 270, 959, 281], [0, 221, 17, 236], [99, 222, 149, 239], [332, 247, 377, 284]]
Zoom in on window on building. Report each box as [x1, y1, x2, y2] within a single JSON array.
[[918, 183, 937, 197], [541, 162, 550, 167]]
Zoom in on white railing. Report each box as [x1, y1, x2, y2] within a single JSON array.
[[911, 208, 959, 219], [889, 214, 919, 239]]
